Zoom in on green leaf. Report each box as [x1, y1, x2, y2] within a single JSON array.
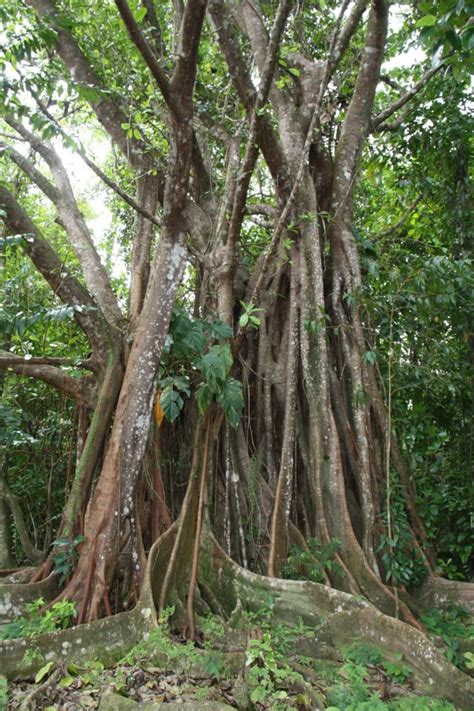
[[172, 375, 190, 395], [135, 7, 147, 22], [416, 14, 437, 27], [206, 319, 233, 340], [239, 313, 249, 328], [181, 322, 206, 353], [217, 377, 243, 429], [196, 345, 232, 385], [362, 350, 377, 365], [160, 385, 184, 422], [35, 661, 54, 683], [464, 651, 474, 670], [196, 383, 213, 415], [59, 675, 75, 688]]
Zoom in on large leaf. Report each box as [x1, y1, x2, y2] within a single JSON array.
[[160, 385, 184, 423], [196, 344, 232, 385], [217, 377, 244, 429]]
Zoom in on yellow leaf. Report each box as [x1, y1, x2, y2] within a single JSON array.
[[154, 392, 164, 428]]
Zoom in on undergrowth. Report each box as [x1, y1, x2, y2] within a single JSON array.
[[281, 537, 344, 584], [420, 604, 474, 670], [0, 597, 76, 640], [0, 600, 469, 710]]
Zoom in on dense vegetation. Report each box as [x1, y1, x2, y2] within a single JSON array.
[[0, 0, 473, 708]]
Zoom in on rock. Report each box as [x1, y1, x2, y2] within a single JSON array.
[[99, 691, 141, 710]]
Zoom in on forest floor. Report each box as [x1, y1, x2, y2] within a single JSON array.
[[4, 628, 470, 711]]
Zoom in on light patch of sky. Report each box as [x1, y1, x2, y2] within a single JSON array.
[[385, 5, 426, 71], [1, 66, 127, 281], [54, 134, 128, 282]]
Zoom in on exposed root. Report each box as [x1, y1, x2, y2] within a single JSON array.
[[19, 667, 62, 710], [197, 533, 474, 710], [412, 575, 474, 613], [186, 412, 212, 640], [0, 572, 58, 624], [2, 527, 473, 711]]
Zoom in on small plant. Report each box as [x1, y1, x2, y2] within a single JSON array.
[[344, 643, 383, 666], [389, 698, 456, 710], [326, 657, 373, 709], [200, 613, 226, 642], [420, 604, 474, 668], [378, 475, 428, 591], [326, 644, 414, 710], [281, 537, 343, 584], [238, 301, 261, 329], [382, 656, 412, 684], [245, 631, 303, 709], [0, 676, 8, 711], [52, 535, 85, 585], [464, 651, 474, 670], [0, 598, 77, 640], [194, 684, 211, 701], [22, 647, 45, 665]]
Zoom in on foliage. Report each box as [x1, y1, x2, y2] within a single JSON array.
[[415, 0, 474, 82], [326, 643, 456, 711], [0, 597, 76, 640], [420, 605, 474, 668], [245, 631, 303, 709], [0, 235, 84, 562], [281, 537, 343, 584], [238, 602, 308, 710], [158, 309, 243, 428], [0, 676, 7, 711], [52, 535, 85, 585], [358, 73, 473, 582], [238, 301, 261, 329], [378, 475, 429, 590]]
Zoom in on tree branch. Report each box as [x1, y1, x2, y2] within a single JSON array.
[[141, 0, 165, 56], [0, 186, 105, 353], [372, 64, 443, 131], [209, 0, 288, 186], [225, 0, 293, 249], [114, 0, 176, 113], [0, 479, 45, 565], [27, 0, 148, 168], [6, 118, 123, 329], [333, 0, 369, 68], [24, 90, 163, 226], [0, 353, 94, 405], [0, 142, 60, 204], [331, 0, 389, 219], [171, 0, 209, 111], [0, 352, 95, 370], [373, 195, 421, 240]]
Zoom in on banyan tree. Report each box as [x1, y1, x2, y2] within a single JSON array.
[[0, 0, 473, 706]]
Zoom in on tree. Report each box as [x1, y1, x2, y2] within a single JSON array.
[[0, 0, 473, 704]]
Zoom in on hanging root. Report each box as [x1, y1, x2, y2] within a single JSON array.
[[186, 411, 212, 639]]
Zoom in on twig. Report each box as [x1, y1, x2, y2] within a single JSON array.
[[19, 667, 62, 710]]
